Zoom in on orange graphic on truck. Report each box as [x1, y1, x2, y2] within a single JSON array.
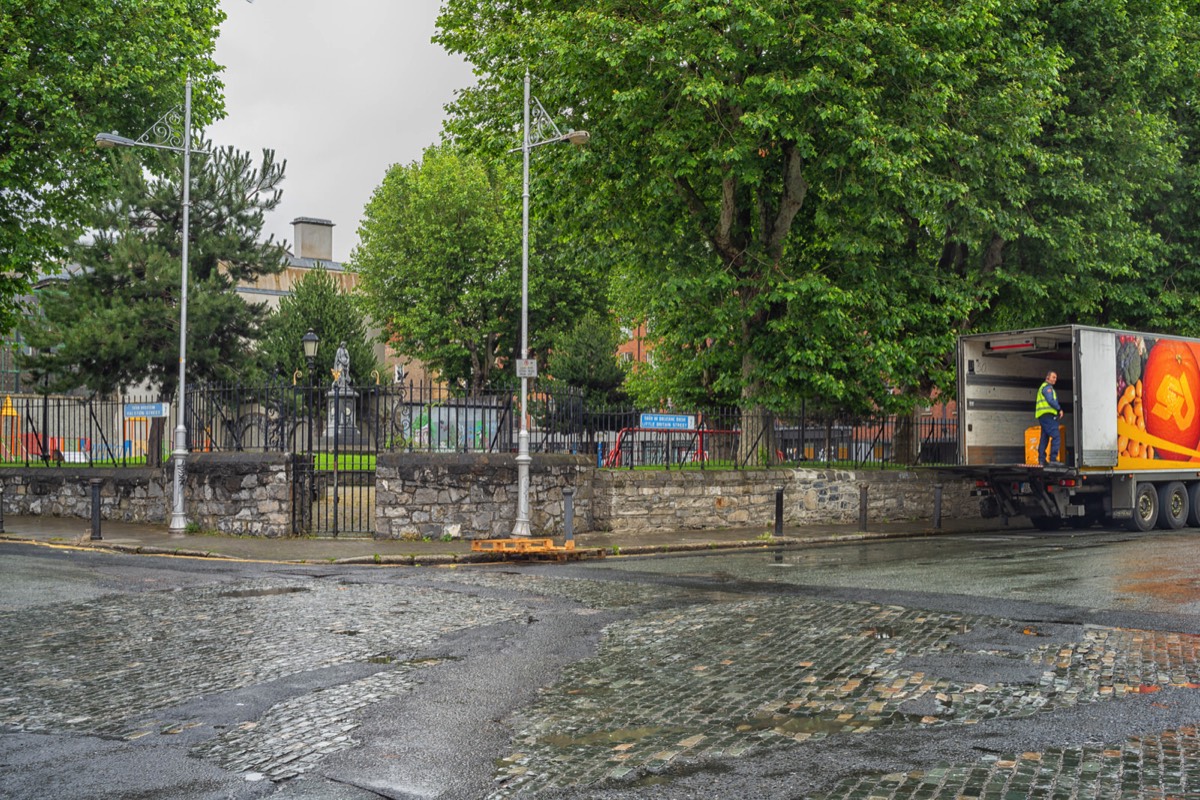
[[1117, 336, 1200, 466]]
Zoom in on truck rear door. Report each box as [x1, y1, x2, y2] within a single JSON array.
[[1075, 327, 1118, 467]]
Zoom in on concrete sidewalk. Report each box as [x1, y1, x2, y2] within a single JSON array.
[[0, 514, 1014, 565]]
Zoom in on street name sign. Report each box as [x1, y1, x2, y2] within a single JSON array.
[[123, 402, 169, 418], [640, 413, 695, 430]]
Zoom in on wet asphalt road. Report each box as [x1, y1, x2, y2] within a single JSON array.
[[3, 526, 1200, 799]]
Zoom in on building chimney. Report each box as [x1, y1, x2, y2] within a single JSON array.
[[291, 217, 334, 261]]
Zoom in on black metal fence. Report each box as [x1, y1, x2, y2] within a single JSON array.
[[0, 380, 959, 470]]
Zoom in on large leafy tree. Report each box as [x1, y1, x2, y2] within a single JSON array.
[[439, 0, 1200, 457], [436, 0, 1066, 428], [960, 0, 1194, 335], [351, 142, 606, 393], [0, 0, 225, 338], [18, 142, 287, 398], [258, 266, 380, 389]]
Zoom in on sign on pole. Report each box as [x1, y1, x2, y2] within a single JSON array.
[[516, 359, 538, 379]]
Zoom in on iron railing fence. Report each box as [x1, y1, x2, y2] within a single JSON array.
[[587, 407, 959, 470], [0, 380, 960, 469], [187, 379, 590, 456], [0, 391, 171, 467]]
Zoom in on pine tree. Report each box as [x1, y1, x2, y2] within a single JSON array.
[[258, 266, 379, 389], [18, 143, 288, 399]]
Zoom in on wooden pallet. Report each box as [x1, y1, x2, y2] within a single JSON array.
[[470, 538, 604, 561]]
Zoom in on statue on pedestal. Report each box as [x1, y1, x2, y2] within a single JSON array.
[[332, 341, 351, 391], [324, 341, 363, 446]]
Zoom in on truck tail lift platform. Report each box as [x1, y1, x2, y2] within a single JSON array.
[[470, 538, 605, 562]]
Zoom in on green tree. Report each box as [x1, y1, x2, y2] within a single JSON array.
[[437, 0, 1065, 464], [0, 0, 225, 338], [259, 267, 380, 389], [438, 0, 1200, 442], [546, 311, 627, 405], [351, 142, 606, 393], [18, 142, 287, 398]]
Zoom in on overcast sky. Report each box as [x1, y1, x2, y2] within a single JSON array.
[[207, 0, 476, 263]]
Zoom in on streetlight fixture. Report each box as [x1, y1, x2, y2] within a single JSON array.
[[510, 69, 590, 537], [96, 76, 207, 534], [302, 329, 320, 365]]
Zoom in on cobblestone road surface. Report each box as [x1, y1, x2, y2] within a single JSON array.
[[4, 536, 1200, 799]]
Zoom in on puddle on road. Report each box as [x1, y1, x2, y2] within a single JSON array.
[[536, 725, 679, 748], [219, 587, 310, 599], [735, 712, 858, 736], [632, 760, 732, 787], [1119, 566, 1200, 606]]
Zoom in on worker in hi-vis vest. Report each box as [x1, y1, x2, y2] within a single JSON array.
[[1035, 370, 1063, 466]]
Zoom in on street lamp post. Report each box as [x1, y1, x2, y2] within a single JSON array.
[[302, 329, 319, 457], [511, 69, 589, 537], [96, 76, 205, 535], [301, 329, 319, 534]]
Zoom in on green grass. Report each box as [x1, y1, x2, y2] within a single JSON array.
[[0, 456, 151, 468], [312, 453, 376, 471]]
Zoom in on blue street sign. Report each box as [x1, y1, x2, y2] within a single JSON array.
[[640, 413, 695, 430], [123, 402, 169, 418]]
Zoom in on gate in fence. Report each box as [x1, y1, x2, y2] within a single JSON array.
[[291, 386, 375, 537]]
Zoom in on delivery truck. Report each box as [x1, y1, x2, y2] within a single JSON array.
[[958, 325, 1200, 531]]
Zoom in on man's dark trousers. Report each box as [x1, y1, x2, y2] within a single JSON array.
[[1038, 414, 1060, 465]]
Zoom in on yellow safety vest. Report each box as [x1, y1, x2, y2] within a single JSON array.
[[1035, 381, 1056, 418]]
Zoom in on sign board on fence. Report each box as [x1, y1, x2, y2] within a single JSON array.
[[640, 413, 695, 430], [515, 359, 538, 378], [123, 402, 169, 418]]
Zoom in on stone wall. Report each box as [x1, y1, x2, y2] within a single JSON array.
[[0, 467, 168, 523], [0, 453, 293, 538], [593, 467, 977, 532], [375, 453, 592, 539], [186, 453, 293, 538], [0, 456, 977, 539]]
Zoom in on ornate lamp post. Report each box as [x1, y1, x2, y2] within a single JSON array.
[[96, 76, 206, 535], [511, 69, 589, 537], [300, 329, 319, 533], [302, 329, 319, 455]]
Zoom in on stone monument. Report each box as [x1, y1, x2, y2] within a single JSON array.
[[324, 341, 363, 446]]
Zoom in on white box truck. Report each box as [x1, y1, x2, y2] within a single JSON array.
[[958, 325, 1200, 531]]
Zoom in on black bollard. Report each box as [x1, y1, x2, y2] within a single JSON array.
[[90, 478, 102, 540], [774, 486, 784, 562], [0, 482, 5, 533], [859, 484, 868, 532], [933, 483, 943, 530], [563, 487, 575, 542]]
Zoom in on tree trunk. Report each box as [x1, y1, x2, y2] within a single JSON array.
[[148, 417, 165, 468], [893, 411, 920, 466], [738, 404, 777, 467]]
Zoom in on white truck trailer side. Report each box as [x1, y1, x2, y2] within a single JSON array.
[[958, 325, 1200, 531]]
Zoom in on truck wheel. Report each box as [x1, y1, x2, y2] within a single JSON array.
[[1030, 516, 1062, 531], [1158, 482, 1189, 530], [1187, 483, 1200, 527], [1129, 482, 1159, 532]]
